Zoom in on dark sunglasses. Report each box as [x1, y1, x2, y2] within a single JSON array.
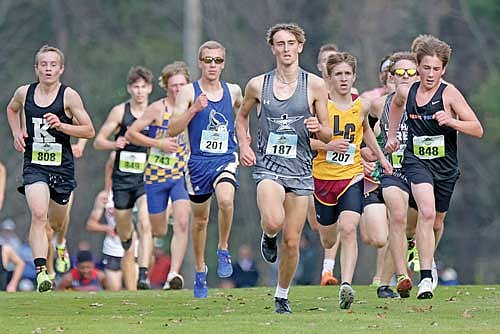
[[200, 56, 224, 64], [393, 68, 417, 77]]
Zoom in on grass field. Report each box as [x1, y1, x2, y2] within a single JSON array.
[[1, 285, 499, 333]]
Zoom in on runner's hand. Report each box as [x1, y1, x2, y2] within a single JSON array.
[[327, 138, 350, 153]]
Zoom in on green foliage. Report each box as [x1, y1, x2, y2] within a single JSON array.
[[1, 286, 499, 333], [470, 73, 500, 143], [465, 0, 500, 25]]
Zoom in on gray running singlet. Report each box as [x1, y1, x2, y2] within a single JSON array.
[[255, 68, 313, 178]]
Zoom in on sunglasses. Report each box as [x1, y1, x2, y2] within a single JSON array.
[[200, 56, 224, 64], [393, 68, 417, 77]]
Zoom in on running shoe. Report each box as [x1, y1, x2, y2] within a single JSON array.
[[370, 277, 381, 288], [396, 273, 412, 298], [216, 249, 233, 278], [320, 271, 339, 286], [36, 271, 53, 293], [407, 237, 420, 272], [431, 259, 438, 291], [55, 245, 71, 274], [137, 272, 151, 290], [274, 297, 292, 314], [193, 266, 208, 298], [417, 277, 433, 299], [339, 284, 355, 309], [377, 286, 400, 298], [163, 273, 184, 290], [260, 232, 277, 264]]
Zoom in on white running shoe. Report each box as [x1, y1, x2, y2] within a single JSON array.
[[163, 272, 184, 290], [431, 259, 438, 291], [339, 284, 355, 309], [417, 278, 433, 299]]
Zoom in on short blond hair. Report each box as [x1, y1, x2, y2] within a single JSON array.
[[389, 51, 417, 74], [266, 23, 306, 46], [159, 61, 190, 89], [317, 43, 339, 63], [35, 45, 65, 65], [198, 40, 226, 60], [326, 52, 357, 76]]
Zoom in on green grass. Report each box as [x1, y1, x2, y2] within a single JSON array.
[[1, 285, 499, 333]]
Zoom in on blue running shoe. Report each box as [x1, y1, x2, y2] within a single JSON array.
[[194, 267, 208, 298], [216, 249, 233, 278]]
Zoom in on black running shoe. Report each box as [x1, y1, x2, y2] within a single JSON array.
[[377, 286, 400, 298], [261, 232, 278, 263], [274, 297, 292, 314], [121, 237, 133, 251]]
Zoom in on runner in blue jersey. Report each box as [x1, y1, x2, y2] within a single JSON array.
[[236, 23, 331, 314], [6, 45, 95, 292], [168, 41, 243, 298], [386, 36, 483, 299]]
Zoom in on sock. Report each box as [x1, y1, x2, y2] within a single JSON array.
[[167, 272, 178, 281], [56, 239, 66, 249], [341, 281, 351, 286], [34, 258, 47, 273], [274, 285, 289, 299], [265, 232, 278, 238], [139, 267, 148, 279], [420, 269, 432, 281], [322, 259, 335, 275]]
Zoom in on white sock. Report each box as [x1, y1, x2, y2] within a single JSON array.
[[274, 285, 289, 299], [265, 232, 278, 238], [56, 239, 66, 249], [322, 259, 335, 275], [167, 272, 178, 281]]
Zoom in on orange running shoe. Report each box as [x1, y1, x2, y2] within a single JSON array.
[[320, 271, 339, 286]]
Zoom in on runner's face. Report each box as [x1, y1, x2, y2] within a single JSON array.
[[328, 62, 355, 96], [127, 78, 152, 104], [166, 74, 188, 100], [417, 55, 444, 90], [35, 51, 64, 84], [199, 48, 225, 82], [393, 59, 418, 87], [317, 50, 336, 80], [271, 30, 303, 66]]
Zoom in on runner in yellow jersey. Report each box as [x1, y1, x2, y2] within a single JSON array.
[[311, 52, 392, 309]]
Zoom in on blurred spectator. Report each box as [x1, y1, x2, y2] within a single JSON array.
[[439, 264, 460, 286], [149, 238, 171, 289], [294, 233, 318, 285], [18, 241, 36, 285], [0, 218, 22, 253], [57, 250, 106, 291], [230, 244, 259, 288], [0, 243, 25, 292], [0, 161, 5, 211]]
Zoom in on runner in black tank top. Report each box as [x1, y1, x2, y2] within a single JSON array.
[[6, 45, 95, 293], [93, 66, 154, 290], [385, 37, 483, 300]]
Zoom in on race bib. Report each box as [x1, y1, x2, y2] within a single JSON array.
[[265, 132, 297, 158], [31, 142, 62, 166], [326, 143, 356, 165], [148, 147, 177, 169], [118, 151, 147, 173], [413, 135, 445, 160], [391, 144, 406, 168], [200, 130, 228, 154]]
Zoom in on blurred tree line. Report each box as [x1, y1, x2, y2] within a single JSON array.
[[0, 0, 498, 284]]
